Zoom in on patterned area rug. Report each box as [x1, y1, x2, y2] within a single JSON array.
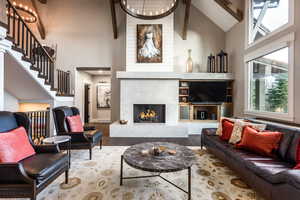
[[6, 146, 265, 200]]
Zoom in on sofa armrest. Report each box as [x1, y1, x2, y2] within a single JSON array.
[[0, 163, 34, 184], [34, 144, 60, 153], [202, 128, 217, 136]]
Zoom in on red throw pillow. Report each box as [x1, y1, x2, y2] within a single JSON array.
[[0, 127, 36, 163], [220, 119, 234, 141], [67, 115, 84, 132], [236, 126, 282, 156]]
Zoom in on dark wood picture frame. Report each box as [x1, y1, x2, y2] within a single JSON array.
[[137, 24, 163, 63]]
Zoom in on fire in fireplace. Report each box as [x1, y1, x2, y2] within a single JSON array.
[[134, 104, 166, 123]]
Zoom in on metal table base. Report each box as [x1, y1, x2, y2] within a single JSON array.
[[120, 155, 192, 200]]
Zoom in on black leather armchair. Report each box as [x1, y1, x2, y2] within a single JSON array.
[[52, 106, 103, 160], [0, 111, 69, 200]]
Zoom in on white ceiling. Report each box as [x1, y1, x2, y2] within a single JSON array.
[[192, 0, 240, 32]]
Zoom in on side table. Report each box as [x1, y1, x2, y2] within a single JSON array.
[[43, 136, 72, 167]]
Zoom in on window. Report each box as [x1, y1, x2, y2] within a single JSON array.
[[248, 47, 288, 113], [244, 32, 294, 121], [248, 0, 292, 44]]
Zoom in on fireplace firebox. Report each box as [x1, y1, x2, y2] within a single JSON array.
[[134, 104, 166, 123]]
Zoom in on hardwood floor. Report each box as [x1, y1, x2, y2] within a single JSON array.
[[86, 123, 202, 146]]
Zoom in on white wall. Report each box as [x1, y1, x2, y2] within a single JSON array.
[[32, 0, 225, 122], [126, 14, 174, 72], [74, 71, 93, 122], [4, 91, 19, 112], [174, 4, 225, 73]]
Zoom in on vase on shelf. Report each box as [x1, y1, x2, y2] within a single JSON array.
[[186, 49, 193, 73]]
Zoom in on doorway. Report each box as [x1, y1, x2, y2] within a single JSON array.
[[84, 84, 91, 123]]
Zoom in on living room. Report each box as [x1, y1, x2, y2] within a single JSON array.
[[0, 0, 300, 199]]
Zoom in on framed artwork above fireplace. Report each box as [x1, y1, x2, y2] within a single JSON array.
[[137, 24, 163, 63]]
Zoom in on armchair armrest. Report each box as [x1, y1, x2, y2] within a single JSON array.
[[84, 125, 96, 131], [0, 163, 34, 184], [59, 132, 90, 143], [34, 144, 60, 153]]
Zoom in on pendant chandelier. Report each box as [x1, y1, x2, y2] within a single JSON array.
[[7, 0, 37, 23], [120, 0, 179, 20]]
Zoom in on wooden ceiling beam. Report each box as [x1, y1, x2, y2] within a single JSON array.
[[31, 0, 46, 39], [110, 0, 118, 39], [182, 0, 191, 40], [38, 0, 47, 4]]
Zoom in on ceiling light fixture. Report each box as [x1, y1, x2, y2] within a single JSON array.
[[120, 0, 179, 20], [7, 1, 38, 23]]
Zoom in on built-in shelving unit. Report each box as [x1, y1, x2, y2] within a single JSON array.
[[179, 80, 234, 122]]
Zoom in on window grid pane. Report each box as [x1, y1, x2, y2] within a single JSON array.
[[248, 47, 289, 113]]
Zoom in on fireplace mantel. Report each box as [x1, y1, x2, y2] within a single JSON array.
[[117, 72, 234, 80]]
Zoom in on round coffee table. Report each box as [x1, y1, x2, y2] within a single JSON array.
[[120, 142, 195, 200], [43, 136, 71, 167]]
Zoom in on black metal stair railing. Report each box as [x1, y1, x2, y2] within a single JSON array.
[[57, 69, 72, 96], [26, 109, 50, 144], [6, 0, 55, 89], [4, 0, 74, 96]]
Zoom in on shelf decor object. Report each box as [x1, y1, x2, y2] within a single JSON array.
[[207, 54, 216, 73], [120, 0, 179, 20], [186, 49, 193, 73], [217, 50, 228, 73]]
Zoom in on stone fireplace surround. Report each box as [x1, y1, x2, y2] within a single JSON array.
[[109, 72, 233, 138]]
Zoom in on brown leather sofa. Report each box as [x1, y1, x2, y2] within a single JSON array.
[[52, 106, 103, 160], [201, 120, 300, 200], [0, 111, 69, 200]]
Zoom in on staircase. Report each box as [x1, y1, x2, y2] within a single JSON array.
[[0, 0, 73, 98]]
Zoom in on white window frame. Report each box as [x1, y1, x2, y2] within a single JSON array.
[[245, 0, 294, 48], [244, 33, 294, 122]]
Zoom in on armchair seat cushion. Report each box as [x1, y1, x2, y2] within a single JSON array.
[[21, 152, 68, 183]]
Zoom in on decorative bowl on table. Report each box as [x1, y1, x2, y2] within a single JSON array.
[[119, 120, 128, 125]]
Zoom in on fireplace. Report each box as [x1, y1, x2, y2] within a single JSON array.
[[134, 104, 166, 123]]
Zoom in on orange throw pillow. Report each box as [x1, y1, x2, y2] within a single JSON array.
[[220, 120, 234, 141], [236, 126, 282, 156], [67, 115, 84, 132], [0, 127, 36, 163]]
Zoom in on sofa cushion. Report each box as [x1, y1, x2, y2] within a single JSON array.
[[286, 133, 300, 164], [244, 158, 293, 184], [220, 120, 234, 141], [0, 127, 36, 163], [236, 126, 282, 156], [21, 152, 68, 184], [229, 120, 266, 144], [216, 117, 236, 136], [67, 115, 84, 132]]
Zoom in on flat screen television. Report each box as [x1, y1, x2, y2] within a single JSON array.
[[189, 82, 228, 103]]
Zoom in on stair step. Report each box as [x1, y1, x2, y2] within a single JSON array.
[[5, 36, 14, 43], [56, 93, 75, 97], [30, 65, 40, 72], [22, 56, 34, 65], [38, 73, 47, 79], [11, 46, 24, 54], [0, 21, 8, 29]]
